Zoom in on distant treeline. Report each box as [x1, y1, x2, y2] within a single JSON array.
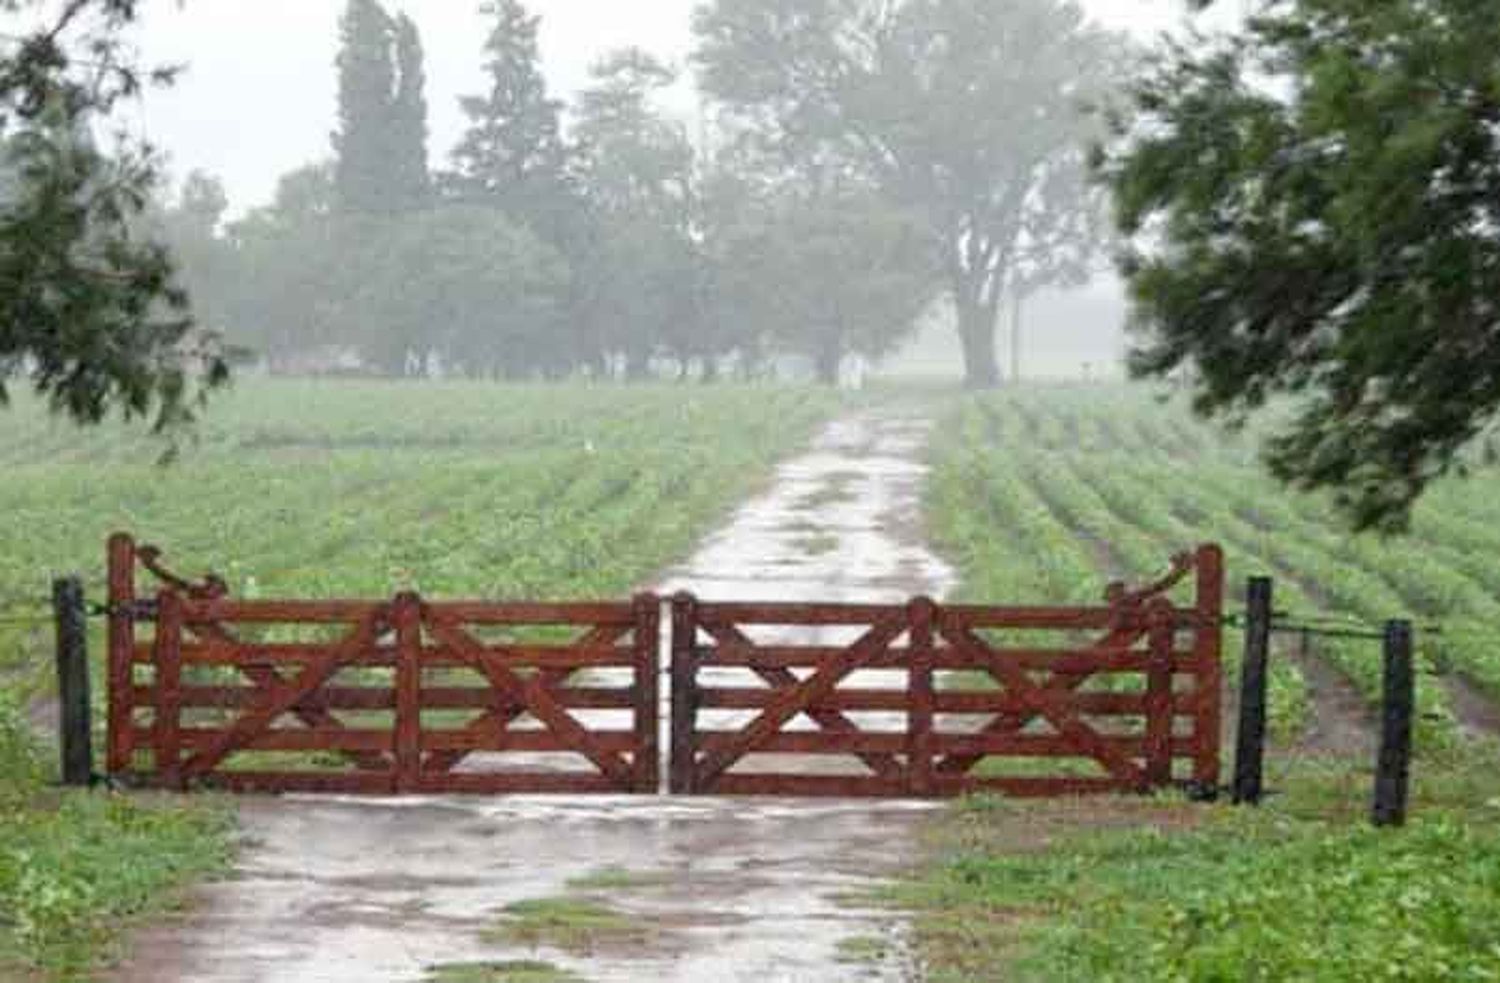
[[157, 0, 1123, 386]]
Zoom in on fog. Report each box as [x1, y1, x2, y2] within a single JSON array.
[[42, 0, 1248, 386]]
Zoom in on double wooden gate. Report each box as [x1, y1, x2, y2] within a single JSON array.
[[107, 534, 1223, 798]]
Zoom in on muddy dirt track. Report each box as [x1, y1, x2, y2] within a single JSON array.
[[113, 408, 955, 983]]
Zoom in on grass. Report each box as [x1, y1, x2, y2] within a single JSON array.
[[0, 697, 234, 979], [895, 750, 1500, 981], [564, 867, 674, 892], [835, 934, 893, 964], [483, 897, 657, 954], [423, 961, 583, 983]]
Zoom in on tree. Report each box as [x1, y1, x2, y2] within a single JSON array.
[[332, 0, 428, 216], [450, 0, 569, 220], [157, 170, 235, 341], [714, 178, 938, 383], [1, 0, 226, 430], [224, 164, 348, 370], [573, 49, 700, 379], [389, 13, 432, 211], [356, 204, 569, 378], [1096, 0, 1500, 531], [693, 0, 1127, 388]]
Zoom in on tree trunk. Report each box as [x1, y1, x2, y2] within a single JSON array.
[[814, 336, 842, 386], [625, 348, 651, 383], [957, 297, 1001, 389], [1010, 290, 1024, 384]]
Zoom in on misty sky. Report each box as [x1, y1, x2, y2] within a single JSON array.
[[116, 0, 1219, 217]]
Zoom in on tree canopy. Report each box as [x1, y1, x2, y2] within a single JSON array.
[[693, 0, 1127, 387], [1097, 0, 1500, 531], [0, 0, 226, 430]]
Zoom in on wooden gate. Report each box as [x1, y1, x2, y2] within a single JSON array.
[[669, 545, 1223, 797], [106, 535, 659, 794], [105, 533, 1221, 798]]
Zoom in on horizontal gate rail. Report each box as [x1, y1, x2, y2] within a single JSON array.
[[105, 532, 1222, 800]]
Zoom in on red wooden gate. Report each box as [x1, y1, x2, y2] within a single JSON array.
[[106, 533, 1222, 798], [669, 545, 1223, 797], [106, 535, 659, 794]]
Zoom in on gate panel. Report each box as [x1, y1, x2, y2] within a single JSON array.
[[672, 545, 1224, 798], [109, 535, 659, 795]]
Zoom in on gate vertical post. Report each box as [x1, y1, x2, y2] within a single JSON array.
[[155, 590, 185, 790], [1144, 601, 1175, 789], [394, 593, 423, 794], [632, 593, 661, 794], [106, 533, 137, 777], [1373, 620, 1414, 828], [1233, 577, 1273, 805], [907, 597, 937, 796], [669, 593, 699, 794], [1192, 544, 1225, 790], [52, 576, 93, 787]]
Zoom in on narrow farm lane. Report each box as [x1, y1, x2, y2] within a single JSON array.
[[113, 405, 955, 983]]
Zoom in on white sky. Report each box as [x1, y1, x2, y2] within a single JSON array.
[[75, 0, 1231, 218]]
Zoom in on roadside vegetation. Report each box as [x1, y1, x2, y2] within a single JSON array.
[[914, 385, 1500, 980], [0, 696, 232, 979]]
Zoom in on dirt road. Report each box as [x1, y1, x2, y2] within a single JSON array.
[[114, 407, 955, 983]]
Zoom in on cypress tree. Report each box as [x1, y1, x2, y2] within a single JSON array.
[[390, 13, 432, 210], [332, 1, 428, 216]]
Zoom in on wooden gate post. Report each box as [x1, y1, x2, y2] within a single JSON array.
[[394, 592, 423, 794], [632, 593, 661, 793], [1373, 620, 1414, 827], [52, 576, 93, 787], [1144, 601, 1176, 788], [669, 593, 699, 794], [1192, 544, 1225, 790], [106, 533, 136, 776], [906, 597, 937, 796], [1233, 576, 1273, 805], [154, 589, 185, 790]]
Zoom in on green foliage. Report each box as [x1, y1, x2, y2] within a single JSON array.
[[0, 1, 228, 434], [0, 697, 231, 978], [450, 0, 571, 221], [333, 0, 429, 216], [923, 385, 1500, 747], [713, 183, 939, 381], [898, 758, 1500, 982], [0, 381, 841, 694], [1099, 0, 1500, 531]]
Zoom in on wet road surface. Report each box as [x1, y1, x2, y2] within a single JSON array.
[[113, 407, 956, 983]]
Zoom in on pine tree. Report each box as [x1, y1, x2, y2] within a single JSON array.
[[450, 0, 568, 215]]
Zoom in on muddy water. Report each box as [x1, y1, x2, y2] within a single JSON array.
[[113, 408, 955, 983]]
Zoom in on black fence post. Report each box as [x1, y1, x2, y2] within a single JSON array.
[[1232, 576, 1273, 805], [1372, 619, 1414, 828], [52, 576, 93, 787]]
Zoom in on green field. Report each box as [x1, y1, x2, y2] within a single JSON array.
[[910, 386, 1500, 982], [0, 380, 843, 977], [5, 381, 1500, 981], [928, 386, 1500, 745]]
